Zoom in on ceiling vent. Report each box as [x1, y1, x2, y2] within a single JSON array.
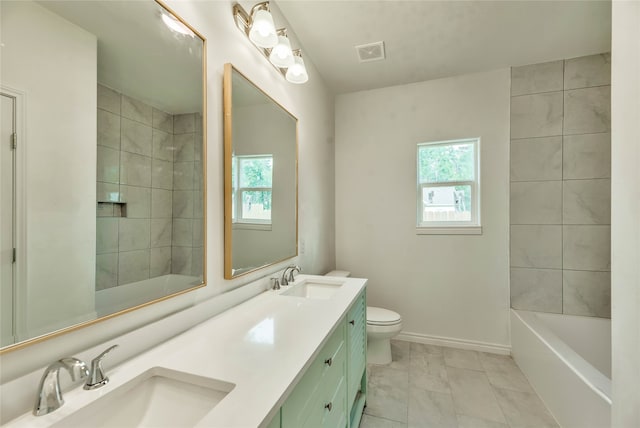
[[355, 41, 385, 63]]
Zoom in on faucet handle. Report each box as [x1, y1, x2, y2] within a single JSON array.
[[84, 344, 118, 390], [271, 277, 281, 290]]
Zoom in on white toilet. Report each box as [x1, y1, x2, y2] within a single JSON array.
[[325, 270, 403, 365], [366, 306, 402, 365]]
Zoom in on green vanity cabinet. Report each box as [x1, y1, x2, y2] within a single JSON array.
[[279, 288, 367, 428], [346, 290, 367, 428], [266, 409, 281, 428]]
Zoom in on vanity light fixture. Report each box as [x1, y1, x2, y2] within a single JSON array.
[[233, 2, 309, 84]]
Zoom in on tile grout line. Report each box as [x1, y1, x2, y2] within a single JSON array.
[[510, 83, 612, 99], [510, 130, 610, 142], [561, 58, 565, 315], [510, 223, 611, 226], [511, 177, 612, 183], [509, 266, 611, 273]]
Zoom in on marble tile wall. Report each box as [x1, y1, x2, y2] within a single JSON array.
[[171, 113, 204, 277], [96, 84, 204, 289], [509, 53, 611, 318]]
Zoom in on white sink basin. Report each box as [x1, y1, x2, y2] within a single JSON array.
[[281, 278, 345, 299], [52, 367, 234, 428]]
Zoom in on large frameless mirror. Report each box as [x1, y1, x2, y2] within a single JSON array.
[[223, 64, 297, 279], [0, 0, 206, 352]]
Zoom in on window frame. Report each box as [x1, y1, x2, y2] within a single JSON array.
[[416, 138, 481, 235], [232, 154, 273, 226]]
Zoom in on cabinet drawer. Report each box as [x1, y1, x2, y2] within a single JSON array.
[[321, 375, 347, 428], [282, 322, 345, 427], [299, 346, 345, 428], [319, 323, 345, 380], [322, 335, 346, 396]]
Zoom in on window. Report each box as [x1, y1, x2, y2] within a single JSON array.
[[416, 138, 480, 234], [232, 155, 273, 225]]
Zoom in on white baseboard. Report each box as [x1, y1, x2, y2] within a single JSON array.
[[396, 331, 511, 355]]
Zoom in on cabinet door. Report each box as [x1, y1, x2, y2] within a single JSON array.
[[347, 291, 366, 406]]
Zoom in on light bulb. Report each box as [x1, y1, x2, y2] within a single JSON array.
[[249, 9, 277, 48], [286, 55, 308, 84], [269, 35, 294, 68]]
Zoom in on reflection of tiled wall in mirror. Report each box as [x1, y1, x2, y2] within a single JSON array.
[[171, 112, 204, 278], [95, 84, 203, 290]]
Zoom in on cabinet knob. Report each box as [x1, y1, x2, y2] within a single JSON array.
[[349, 319, 355, 325], [324, 357, 332, 366], [325, 402, 332, 412]]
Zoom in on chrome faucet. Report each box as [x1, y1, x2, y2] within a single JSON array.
[[33, 358, 89, 416], [84, 345, 118, 390], [281, 265, 301, 286]]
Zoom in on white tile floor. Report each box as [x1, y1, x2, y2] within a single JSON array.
[[360, 340, 559, 428]]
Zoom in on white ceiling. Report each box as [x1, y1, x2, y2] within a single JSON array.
[[276, 0, 612, 94]]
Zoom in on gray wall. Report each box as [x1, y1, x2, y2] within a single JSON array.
[[335, 69, 511, 348], [509, 53, 611, 318]]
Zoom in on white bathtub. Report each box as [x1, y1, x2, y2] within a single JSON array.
[[511, 310, 611, 428], [95, 274, 202, 317]]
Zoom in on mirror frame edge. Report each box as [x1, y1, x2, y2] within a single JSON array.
[[0, 0, 208, 355], [223, 63, 299, 280]]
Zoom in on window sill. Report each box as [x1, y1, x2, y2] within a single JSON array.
[[233, 223, 272, 231], [416, 226, 482, 235]]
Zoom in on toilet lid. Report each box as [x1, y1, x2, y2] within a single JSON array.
[[367, 306, 401, 325]]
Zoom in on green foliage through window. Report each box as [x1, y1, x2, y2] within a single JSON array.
[[239, 157, 273, 188], [418, 142, 474, 183], [233, 155, 273, 222]]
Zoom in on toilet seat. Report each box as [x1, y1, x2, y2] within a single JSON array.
[[367, 306, 402, 326]]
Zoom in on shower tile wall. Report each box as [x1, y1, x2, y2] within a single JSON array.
[[509, 53, 611, 318], [171, 113, 204, 277], [96, 84, 203, 289]]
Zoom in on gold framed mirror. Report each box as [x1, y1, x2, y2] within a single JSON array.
[[0, 0, 206, 353], [223, 64, 298, 279]]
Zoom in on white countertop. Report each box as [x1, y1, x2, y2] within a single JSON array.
[[6, 275, 367, 428]]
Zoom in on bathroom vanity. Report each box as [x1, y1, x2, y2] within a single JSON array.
[[4, 275, 367, 428]]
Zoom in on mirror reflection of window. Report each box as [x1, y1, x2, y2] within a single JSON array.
[[232, 155, 273, 224]]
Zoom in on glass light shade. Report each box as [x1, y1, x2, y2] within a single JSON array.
[[286, 56, 309, 84], [269, 35, 295, 68], [249, 9, 278, 48]]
